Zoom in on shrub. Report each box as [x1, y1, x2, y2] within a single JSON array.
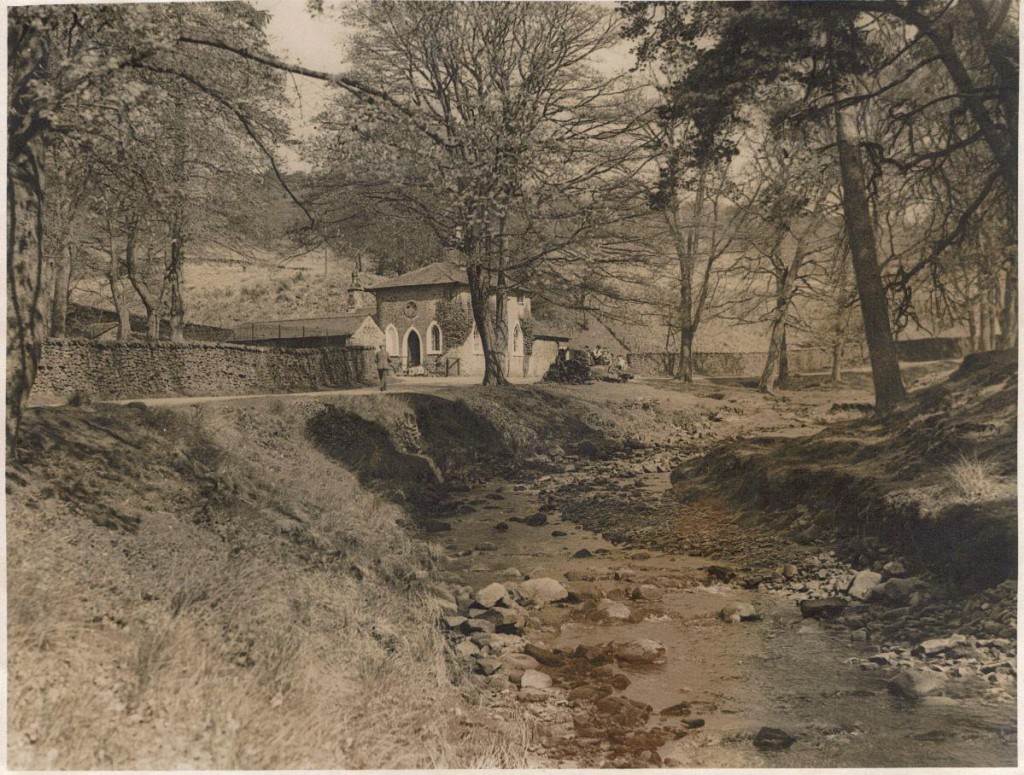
[[435, 298, 473, 351]]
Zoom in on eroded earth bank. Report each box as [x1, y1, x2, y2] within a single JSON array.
[[7, 356, 1016, 768]]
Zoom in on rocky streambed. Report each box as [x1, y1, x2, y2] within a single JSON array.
[[425, 447, 1017, 768]]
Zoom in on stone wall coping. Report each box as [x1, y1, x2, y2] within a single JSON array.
[[44, 337, 377, 354]]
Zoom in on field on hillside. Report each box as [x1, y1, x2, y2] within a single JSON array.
[[71, 248, 359, 331]]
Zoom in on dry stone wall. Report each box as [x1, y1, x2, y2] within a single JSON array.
[[33, 339, 375, 403], [628, 348, 867, 377]]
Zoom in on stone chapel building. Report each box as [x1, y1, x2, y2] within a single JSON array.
[[362, 261, 567, 377]]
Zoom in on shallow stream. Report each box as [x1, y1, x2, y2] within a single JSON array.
[[437, 465, 1016, 768]]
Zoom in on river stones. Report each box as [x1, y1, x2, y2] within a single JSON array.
[[609, 639, 667, 665], [462, 617, 495, 635], [848, 569, 882, 601], [520, 669, 553, 690], [870, 577, 928, 605], [799, 597, 847, 619], [889, 669, 947, 699], [913, 634, 969, 657], [475, 657, 502, 676], [454, 640, 480, 659], [631, 584, 663, 601], [475, 583, 508, 608], [719, 601, 758, 623], [501, 652, 540, 672], [519, 577, 569, 605], [596, 599, 631, 620], [753, 727, 796, 750], [524, 642, 564, 667]]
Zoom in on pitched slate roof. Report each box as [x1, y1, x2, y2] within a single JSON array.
[[365, 262, 467, 290], [530, 322, 571, 341], [230, 310, 378, 341]]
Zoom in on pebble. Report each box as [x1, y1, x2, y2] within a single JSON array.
[[848, 570, 882, 601], [596, 599, 631, 620], [753, 727, 796, 751], [889, 669, 946, 699], [610, 639, 667, 665], [475, 657, 503, 676], [475, 583, 507, 609], [521, 669, 553, 690], [719, 601, 758, 622]]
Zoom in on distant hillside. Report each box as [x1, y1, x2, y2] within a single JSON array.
[[70, 246, 363, 331]]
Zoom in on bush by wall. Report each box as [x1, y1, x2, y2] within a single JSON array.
[[32, 339, 376, 403]]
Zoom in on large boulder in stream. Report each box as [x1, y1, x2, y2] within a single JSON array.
[[518, 577, 569, 605]]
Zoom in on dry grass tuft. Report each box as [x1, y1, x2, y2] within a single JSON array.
[[946, 454, 1014, 503]]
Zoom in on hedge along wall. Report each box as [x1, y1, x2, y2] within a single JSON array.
[[32, 339, 377, 404], [628, 348, 867, 377]]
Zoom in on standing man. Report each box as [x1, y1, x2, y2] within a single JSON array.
[[375, 344, 391, 391]]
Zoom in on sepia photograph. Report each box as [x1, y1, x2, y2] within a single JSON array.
[[6, 0, 1018, 769]]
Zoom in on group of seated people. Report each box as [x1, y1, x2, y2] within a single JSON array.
[[557, 344, 630, 375], [584, 345, 626, 370]]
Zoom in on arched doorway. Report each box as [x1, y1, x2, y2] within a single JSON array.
[[405, 328, 422, 367]]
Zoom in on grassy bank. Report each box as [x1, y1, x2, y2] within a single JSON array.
[[7, 400, 531, 769], [674, 351, 1017, 589]]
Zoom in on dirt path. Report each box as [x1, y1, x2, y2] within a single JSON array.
[[435, 453, 1017, 768], [28, 375, 542, 408]]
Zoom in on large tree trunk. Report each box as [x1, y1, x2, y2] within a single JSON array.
[[491, 226, 510, 378], [778, 329, 791, 387], [668, 214, 698, 382], [998, 263, 1017, 350], [759, 209, 820, 394], [831, 340, 844, 383], [967, 295, 979, 353], [467, 263, 509, 386], [985, 287, 999, 351], [125, 236, 162, 342], [834, 100, 906, 413], [677, 326, 695, 382], [7, 23, 50, 455], [759, 297, 788, 393], [675, 267, 695, 382], [50, 242, 72, 337], [167, 220, 186, 343], [108, 247, 132, 341], [7, 125, 48, 455]]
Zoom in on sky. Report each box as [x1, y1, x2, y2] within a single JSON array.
[[252, 0, 638, 171], [251, 0, 355, 170]]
